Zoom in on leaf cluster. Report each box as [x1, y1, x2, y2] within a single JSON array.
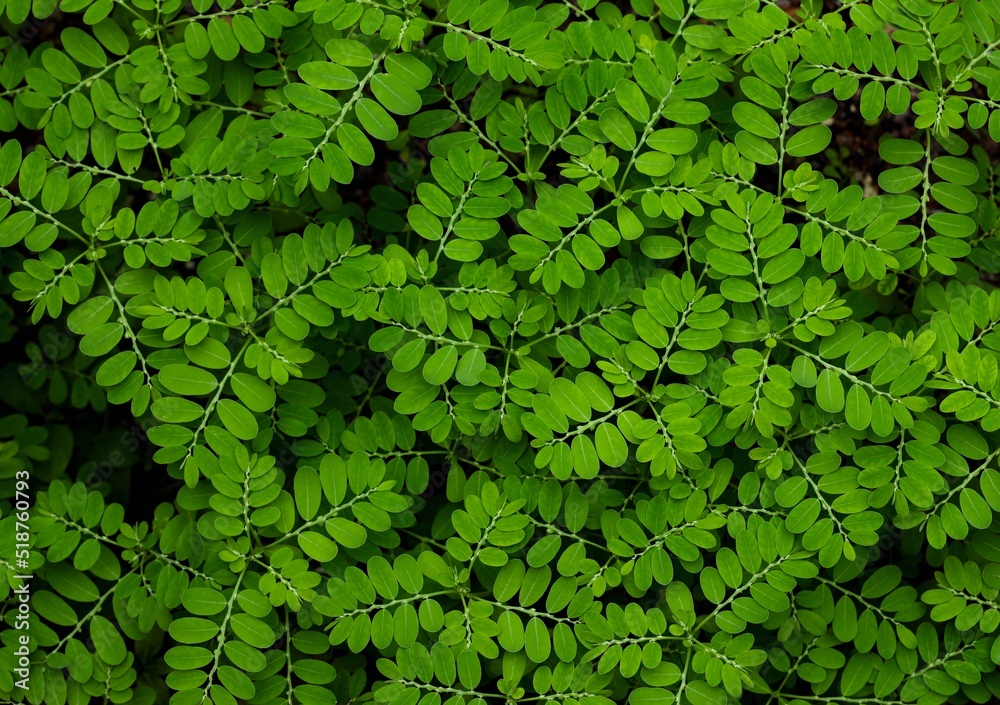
[[2, 0, 1000, 704]]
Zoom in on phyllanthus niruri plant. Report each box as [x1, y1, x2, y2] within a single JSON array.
[[2, 0, 1000, 702]]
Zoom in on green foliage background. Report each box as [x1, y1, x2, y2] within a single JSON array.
[[1, 0, 1000, 702]]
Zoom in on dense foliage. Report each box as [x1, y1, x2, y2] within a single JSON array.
[[2, 0, 1000, 702]]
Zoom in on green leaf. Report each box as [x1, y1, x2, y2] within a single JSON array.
[[216, 399, 259, 440], [230, 614, 276, 649], [96, 351, 137, 387], [733, 102, 779, 139], [231, 373, 276, 413], [371, 73, 422, 115], [169, 618, 220, 644], [686, 681, 727, 705], [294, 467, 322, 521], [158, 365, 218, 396], [208, 18, 240, 60], [816, 369, 845, 413], [299, 61, 359, 90], [91, 616, 127, 665], [61, 27, 108, 67], [327, 518, 368, 548], [599, 108, 637, 151], [595, 423, 628, 467], [785, 125, 832, 157], [423, 345, 458, 385], [182, 588, 227, 616]]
